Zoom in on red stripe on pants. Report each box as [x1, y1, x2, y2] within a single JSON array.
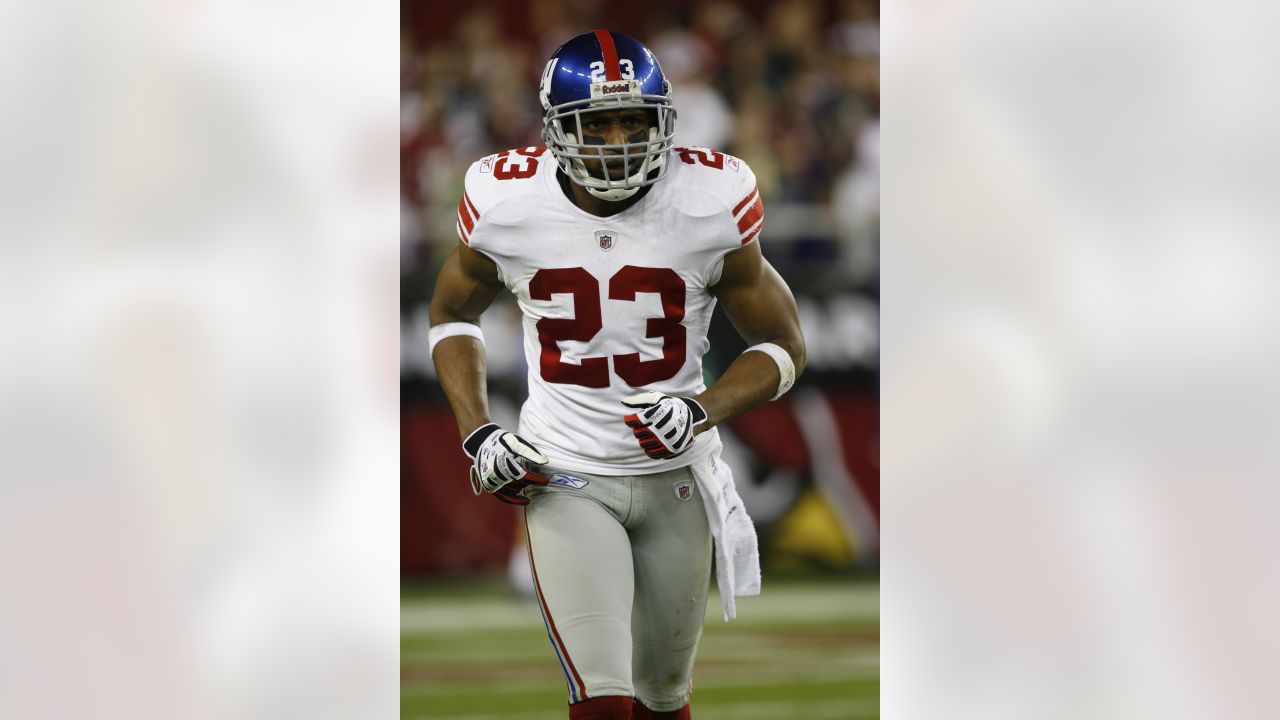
[[525, 514, 589, 702]]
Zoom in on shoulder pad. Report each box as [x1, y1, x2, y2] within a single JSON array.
[[457, 147, 551, 244], [669, 148, 763, 245]]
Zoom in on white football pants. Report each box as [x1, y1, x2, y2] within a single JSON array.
[[523, 464, 713, 712]]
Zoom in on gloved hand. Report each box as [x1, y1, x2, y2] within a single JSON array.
[[621, 392, 708, 459], [463, 423, 550, 505]]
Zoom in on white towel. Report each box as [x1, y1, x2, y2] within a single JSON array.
[[691, 450, 761, 621]]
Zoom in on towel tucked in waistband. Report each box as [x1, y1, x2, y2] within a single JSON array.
[[690, 449, 761, 621]]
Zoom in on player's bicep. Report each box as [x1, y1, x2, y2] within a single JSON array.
[[428, 243, 504, 325], [711, 243, 806, 371]]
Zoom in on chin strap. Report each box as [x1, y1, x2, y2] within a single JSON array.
[[585, 185, 641, 201]]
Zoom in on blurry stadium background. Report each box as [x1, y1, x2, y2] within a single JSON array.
[[401, 1, 878, 717]]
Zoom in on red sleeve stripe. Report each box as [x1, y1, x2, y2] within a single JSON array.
[[463, 191, 479, 220], [740, 222, 763, 245], [736, 194, 764, 235], [456, 217, 470, 245], [594, 29, 622, 81], [457, 196, 476, 234], [732, 185, 759, 216]]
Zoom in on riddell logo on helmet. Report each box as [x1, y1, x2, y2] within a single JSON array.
[[590, 79, 640, 99]]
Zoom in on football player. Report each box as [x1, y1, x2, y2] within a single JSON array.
[[428, 30, 805, 720]]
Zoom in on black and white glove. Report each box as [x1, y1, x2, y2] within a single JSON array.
[[621, 392, 708, 460], [463, 423, 550, 506]]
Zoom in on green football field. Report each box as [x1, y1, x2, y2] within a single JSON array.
[[402, 577, 879, 719]]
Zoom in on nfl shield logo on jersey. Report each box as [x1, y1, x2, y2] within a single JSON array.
[[595, 230, 616, 251], [674, 481, 693, 501]]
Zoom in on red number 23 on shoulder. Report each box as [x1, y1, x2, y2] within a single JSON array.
[[493, 147, 542, 180]]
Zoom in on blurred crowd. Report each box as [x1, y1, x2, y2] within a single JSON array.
[[401, 0, 880, 313]]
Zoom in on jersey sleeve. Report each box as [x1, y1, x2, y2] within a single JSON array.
[[676, 150, 763, 286], [455, 147, 548, 249], [673, 148, 763, 250], [729, 167, 764, 247], [452, 156, 507, 285], [454, 148, 552, 288], [455, 158, 489, 247]]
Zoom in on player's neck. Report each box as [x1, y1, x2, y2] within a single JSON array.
[[560, 170, 650, 217]]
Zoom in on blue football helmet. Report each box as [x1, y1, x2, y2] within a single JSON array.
[[539, 30, 677, 201]]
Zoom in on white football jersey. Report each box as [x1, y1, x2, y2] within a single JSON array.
[[456, 146, 765, 475]]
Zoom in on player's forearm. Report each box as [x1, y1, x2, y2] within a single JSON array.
[[431, 336, 494, 439], [692, 338, 805, 432]]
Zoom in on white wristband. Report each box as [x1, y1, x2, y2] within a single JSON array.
[[429, 322, 485, 356], [744, 342, 796, 400]]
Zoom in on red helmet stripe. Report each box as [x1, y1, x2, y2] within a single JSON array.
[[593, 29, 622, 81]]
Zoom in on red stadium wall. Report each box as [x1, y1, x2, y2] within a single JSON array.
[[401, 407, 522, 574]]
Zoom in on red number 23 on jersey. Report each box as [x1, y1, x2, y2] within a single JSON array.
[[529, 266, 686, 388]]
